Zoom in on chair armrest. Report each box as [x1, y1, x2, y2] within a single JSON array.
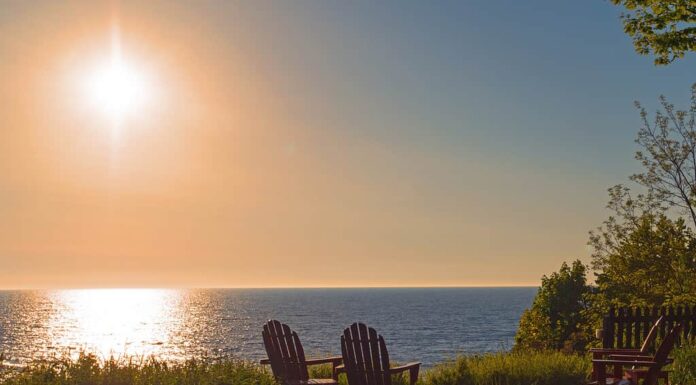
[[335, 364, 345, 373], [390, 363, 421, 385], [390, 362, 421, 373], [590, 348, 644, 359], [305, 356, 343, 366], [590, 348, 643, 354], [607, 354, 653, 360], [592, 359, 659, 367], [260, 358, 270, 365]]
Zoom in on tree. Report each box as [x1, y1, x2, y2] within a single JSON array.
[[587, 84, 696, 308], [631, 83, 696, 228], [514, 260, 591, 352], [589, 186, 696, 306], [610, 0, 696, 65]]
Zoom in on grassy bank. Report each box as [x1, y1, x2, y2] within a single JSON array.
[[425, 352, 589, 385], [0, 354, 276, 385], [672, 339, 696, 385], [1, 351, 593, 385]]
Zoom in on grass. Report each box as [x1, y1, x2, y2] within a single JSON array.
[[308, 363, 413, 385], [0, 353, 276, 385], [424, 351, 590, 385], [0, 351, 592, 385], [672, 339, 696, 385]]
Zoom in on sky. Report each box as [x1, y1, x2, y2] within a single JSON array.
[[0, 1, 694, 289]]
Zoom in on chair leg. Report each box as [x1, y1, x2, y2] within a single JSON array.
[[595, 362, 607, 385], [331, 362, 339, 380], [409, 366, 420, 385]]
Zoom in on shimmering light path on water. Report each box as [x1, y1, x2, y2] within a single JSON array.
[[0, 288, 535, 367]]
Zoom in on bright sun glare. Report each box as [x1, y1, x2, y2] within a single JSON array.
[[83, 27, 152, 125], [87, 59, 146, 119]]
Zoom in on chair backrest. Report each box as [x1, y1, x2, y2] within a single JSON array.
[[341, 322, 392, 385], [262, 320, 309, 383], [652, 323, 681, 364], [644, 323, 682, 385], [639, 316, 664, 353]]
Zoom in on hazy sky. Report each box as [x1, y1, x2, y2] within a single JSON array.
[[0, 1, 694, 288]]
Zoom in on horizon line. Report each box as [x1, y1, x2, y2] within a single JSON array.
[[0, 284, 540, 291]]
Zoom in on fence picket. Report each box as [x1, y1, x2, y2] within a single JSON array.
[[601, 305, 696, 348]]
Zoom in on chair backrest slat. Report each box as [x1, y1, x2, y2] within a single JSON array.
[[368, 327, 384, 385], [639, 316, 664, 353], [262, 320, 309, 383], [644, 323, 682, 385], [341, 323, 391, 385]]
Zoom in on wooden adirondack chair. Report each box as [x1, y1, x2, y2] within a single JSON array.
[[591, 323, 682, 385], [590, 317, 666, 381], [340, 322, 421, 385], [261, 320, 343, 385]]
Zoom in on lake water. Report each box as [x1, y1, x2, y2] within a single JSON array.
[[0, 288, 536, 367]]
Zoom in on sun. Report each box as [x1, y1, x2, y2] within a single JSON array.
[[83, 29, 152, 125], [87, 59, 147, 120]]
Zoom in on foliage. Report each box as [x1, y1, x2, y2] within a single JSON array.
[[586, 83, 696, 312], [672, 338, 696, 385], [631, 84, 696, 227], [610, 0, 696, 65], [588, 186, 696, 306], [513, 261, 591, 352], [0, 353, 277, 385], [424, 351, 590, 385], [513, 86, 696, 355], [0, 353, 592, 385]]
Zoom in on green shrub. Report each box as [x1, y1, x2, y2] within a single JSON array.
[[672, 339, 696, 385], [514, 261, 592, 352], [425, 351, 590, 385]]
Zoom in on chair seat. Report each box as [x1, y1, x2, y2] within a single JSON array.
[[287, 379, 338, 385], [588, 378, 622, 385], [628, 368, 670, 378]]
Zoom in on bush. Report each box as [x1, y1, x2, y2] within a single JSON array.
[[0, 353, 277, 385], [425, 351, 590, 385], [514, 261, 591, 352], [672, 339, 696, 385]]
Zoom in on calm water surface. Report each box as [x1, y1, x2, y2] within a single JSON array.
[[0, 288, 535, 367]]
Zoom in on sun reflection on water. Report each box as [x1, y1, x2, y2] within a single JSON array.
[[46, 289, 182, 359]]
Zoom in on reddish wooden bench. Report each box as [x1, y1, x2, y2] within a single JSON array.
[[591, 323, 681, 385], [590, 316, 668, 383]]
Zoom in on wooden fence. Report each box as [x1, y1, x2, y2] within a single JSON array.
[[602, 305, 696, 349]]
